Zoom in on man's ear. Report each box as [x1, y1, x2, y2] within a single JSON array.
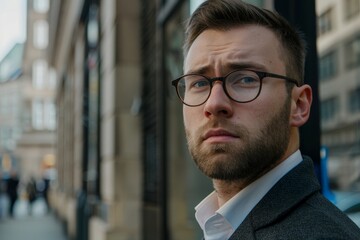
[[290, 84, 313, 127]]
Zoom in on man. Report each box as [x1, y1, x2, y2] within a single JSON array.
[[171, 0, 360, 239], [6, 171, 19, 217]]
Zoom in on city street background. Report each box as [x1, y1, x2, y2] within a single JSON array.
[[0, 196, 68, 240]]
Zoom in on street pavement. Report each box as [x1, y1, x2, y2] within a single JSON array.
[[0, 196, 68, 240]]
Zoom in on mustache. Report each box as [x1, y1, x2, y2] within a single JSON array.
[[189, 119, 249, 142]]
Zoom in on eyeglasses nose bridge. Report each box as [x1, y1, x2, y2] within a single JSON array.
[[208, 76, 226, 88], [209, 76, 225, 83], [207, 76, 230, 100]]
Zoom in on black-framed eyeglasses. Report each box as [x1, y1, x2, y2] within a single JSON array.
[[171, 69, 299, 107]]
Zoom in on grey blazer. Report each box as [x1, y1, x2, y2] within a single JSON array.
[[228, 156, 360, 240]]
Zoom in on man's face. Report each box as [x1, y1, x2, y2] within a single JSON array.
[[183, 25, 293, 181]]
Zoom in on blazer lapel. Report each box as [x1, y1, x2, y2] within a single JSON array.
[[229, 156, 320, 239], [228, 216, 256, 240]]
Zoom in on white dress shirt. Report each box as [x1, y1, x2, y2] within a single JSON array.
[[195, 150, 303, 240]]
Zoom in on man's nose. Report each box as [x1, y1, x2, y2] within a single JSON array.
[[203, 82, 233, 118]]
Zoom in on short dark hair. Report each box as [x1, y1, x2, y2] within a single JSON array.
[[184, 0, 306, 85]]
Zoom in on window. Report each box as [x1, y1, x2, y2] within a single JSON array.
[[349, 87, 360, 113], [190, 0, 205, 13], [345, 0, 360, 20], [33, 0, 49, 13], [321, 97, 339, 124], [345, 36, 360, 69], [32, 99, 43, 129], [188, 0, 264, 13], [319, 50, 337, 81], [32, 99, 56, 130], [44, 101, 56, 130], [32, 59, 47, 89], [33, 20, 49, 49], [318, 8, 333, 36]]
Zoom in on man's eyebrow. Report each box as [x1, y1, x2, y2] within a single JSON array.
[[185, 62, 267, 75], [226, 62, 266, 71], [185, 66, 211, 75]]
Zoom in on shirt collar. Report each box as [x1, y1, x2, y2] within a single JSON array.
[[195, 150, 303, 237], [195, 191, 219, 229]]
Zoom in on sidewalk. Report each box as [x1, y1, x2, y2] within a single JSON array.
[[0, 197, 68, 240]]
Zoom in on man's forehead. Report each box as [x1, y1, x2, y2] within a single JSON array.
[[184, 26, 283, 74]]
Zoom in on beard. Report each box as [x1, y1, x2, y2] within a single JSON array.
[[186, 98, 291, 182]]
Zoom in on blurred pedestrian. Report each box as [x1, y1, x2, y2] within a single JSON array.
[[26, 177, 37, 215], [6, 171, 19, 217], [42, 176, 50, 211], [0, 173, 6, 219]]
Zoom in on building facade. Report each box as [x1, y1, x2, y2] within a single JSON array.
[[317, 0, 360, 190], [47, 0, 218, 239], [17, 0, 56, 183], [0, 0, 56, 210], [0, 43, 24, 174]]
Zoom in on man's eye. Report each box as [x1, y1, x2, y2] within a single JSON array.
[[228, 75, 259, 89], [192, 80, 210, 88], [230, 76, 258, 85], [239, 76, 257, 84]]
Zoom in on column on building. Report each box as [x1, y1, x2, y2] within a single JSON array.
[[88, 0, 142, 239], [48, 0, 86, 239]]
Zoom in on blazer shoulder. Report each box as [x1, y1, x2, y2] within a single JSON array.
[[249, 191, 360, 239], [230, 156, 360, 239]]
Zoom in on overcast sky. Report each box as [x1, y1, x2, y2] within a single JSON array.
[[0, 0, 26, 60]]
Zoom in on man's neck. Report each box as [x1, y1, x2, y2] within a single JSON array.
[[213, 179, 249, 207], [212, 158, 288, 207]]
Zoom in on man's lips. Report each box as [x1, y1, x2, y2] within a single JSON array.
[[202, 129, 239, 142]]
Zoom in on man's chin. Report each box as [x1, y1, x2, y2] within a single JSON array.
[[196, 155, 233, 175], [203, 167, 242, 181], [196, 151, 229, 164], [202, 142, 236, 153]]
